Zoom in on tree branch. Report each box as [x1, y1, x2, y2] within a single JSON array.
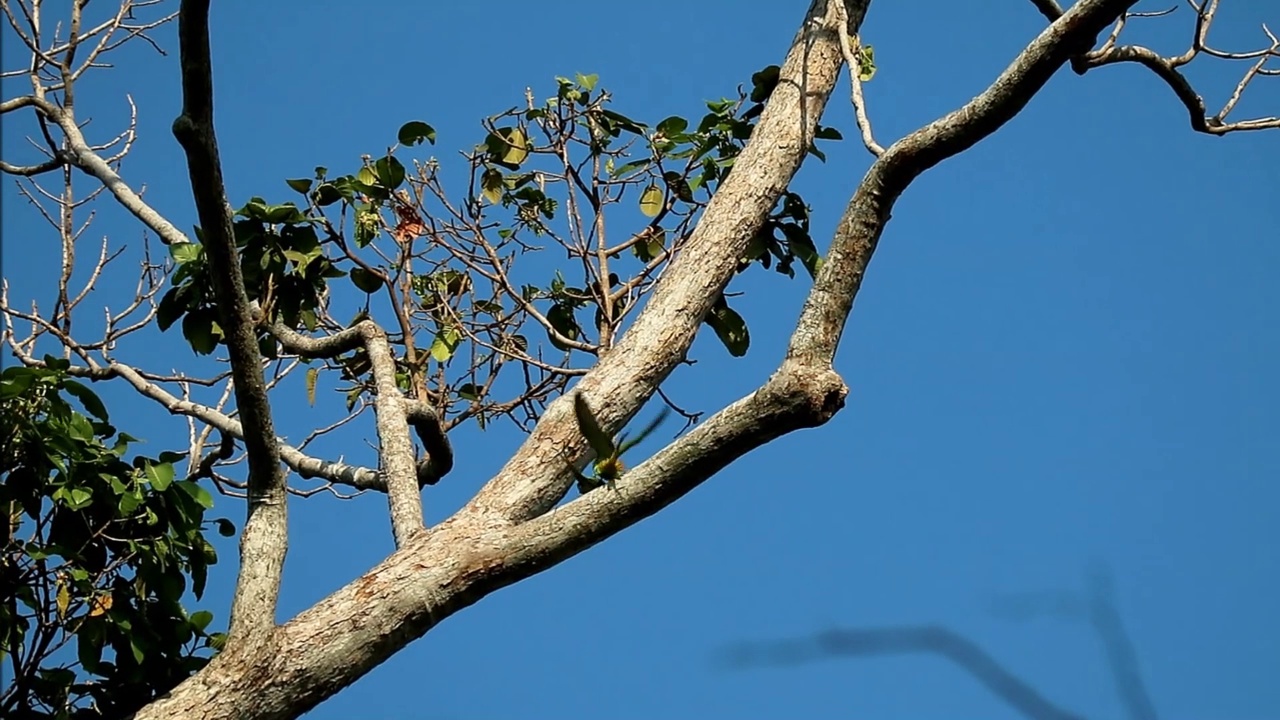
[[170, 0, 285, 649], [460, 0, 865, 525], [404, 399, 454, 487], [788, 0, 1139, 367], [138, 358, 849, 719], [1035, 0, 1280, 134], [266, 319, 425, 544], [1, 93, 190, 245]]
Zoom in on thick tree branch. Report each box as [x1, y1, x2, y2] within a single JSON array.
[[19, 0, 1259, 716], [266, 319, 432, 544], [171, 0, 286, 649], [788, 0, 1138, 367], [139, 359, 848, 719], [461, 0, 865, 525]]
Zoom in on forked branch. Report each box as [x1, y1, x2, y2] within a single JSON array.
[[1036, 0, 1280, 133]]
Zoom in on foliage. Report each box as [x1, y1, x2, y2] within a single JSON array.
[[0, 361, 228, 719], [155, 70, 841, 432]]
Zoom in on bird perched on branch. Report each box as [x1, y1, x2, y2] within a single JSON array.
[[567, 392, 670, 494]]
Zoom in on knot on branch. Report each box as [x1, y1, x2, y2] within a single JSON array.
[[769, 362, 848, 427]]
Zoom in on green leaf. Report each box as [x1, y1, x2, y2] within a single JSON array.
[[177, 480, 215, 509], [182, 312, 218, 355], [305, 367, 319, 406], [0, 367, 36, 398], [375, 156, 406, 190], [190, 610, 215, 632], [633, 228, 666, 262], [638, 184, 663, 218], [215, 518, 236, 537], [208, 632, 228, 651], [119, 489, 142, 514], [349, 267, 382, 294], [398, 121, 437, 146], [286, 178, 313, 194], [575, 72, 599, 91], [481, 168, 504, 205], [170, 242, 202, 265], [264, 203, 306, 224], [599, 109, 647, 135], [704, 295, 750, 357], [741, 229, 770, 269], [429, 328, 461, 363], [354, 208, 380, 247], [782, 225, 823, 278], [313, 183, 343, 206], [65, 487, 93, 510], [499, 127, 530, 165], [62, 379, 108, 421], [814, 126, 843, 141], [238, 197, 271, 220], [157, 286, 188, 332], [457, 383, 482, 401], [656, 116, 688, 137], [145, 461, 175, 491], [78, 618, 105, 672], [610, 158, 651, 178]]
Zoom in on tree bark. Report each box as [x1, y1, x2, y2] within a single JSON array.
[[131, 0, 1140, 717]]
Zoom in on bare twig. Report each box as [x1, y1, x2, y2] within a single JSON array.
[[831, 2, 883, 156], [1033, 0, 1280, 134]]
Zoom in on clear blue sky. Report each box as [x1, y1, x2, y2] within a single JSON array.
[[3, 1, 1278, 718]]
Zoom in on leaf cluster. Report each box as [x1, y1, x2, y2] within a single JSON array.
[[1, 361, 228, 719], [149, 68, 842, 435]]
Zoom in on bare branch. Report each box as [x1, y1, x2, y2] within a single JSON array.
[[1036, 0, 1280, 134], [2, 94, 191, 244], [832, 3, 883, 156], [788, 0, 1139, 367], [0, 339, 390, 491], [0, 155, 64, 175]]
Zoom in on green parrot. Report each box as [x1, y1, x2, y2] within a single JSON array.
[[568, 392, 670, 494]]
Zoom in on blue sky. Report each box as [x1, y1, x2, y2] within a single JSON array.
[[3, 1, 1278, 718]]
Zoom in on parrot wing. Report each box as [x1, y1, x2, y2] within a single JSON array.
[[573, 392, 617, 460], [617, 407, 671, 456]]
